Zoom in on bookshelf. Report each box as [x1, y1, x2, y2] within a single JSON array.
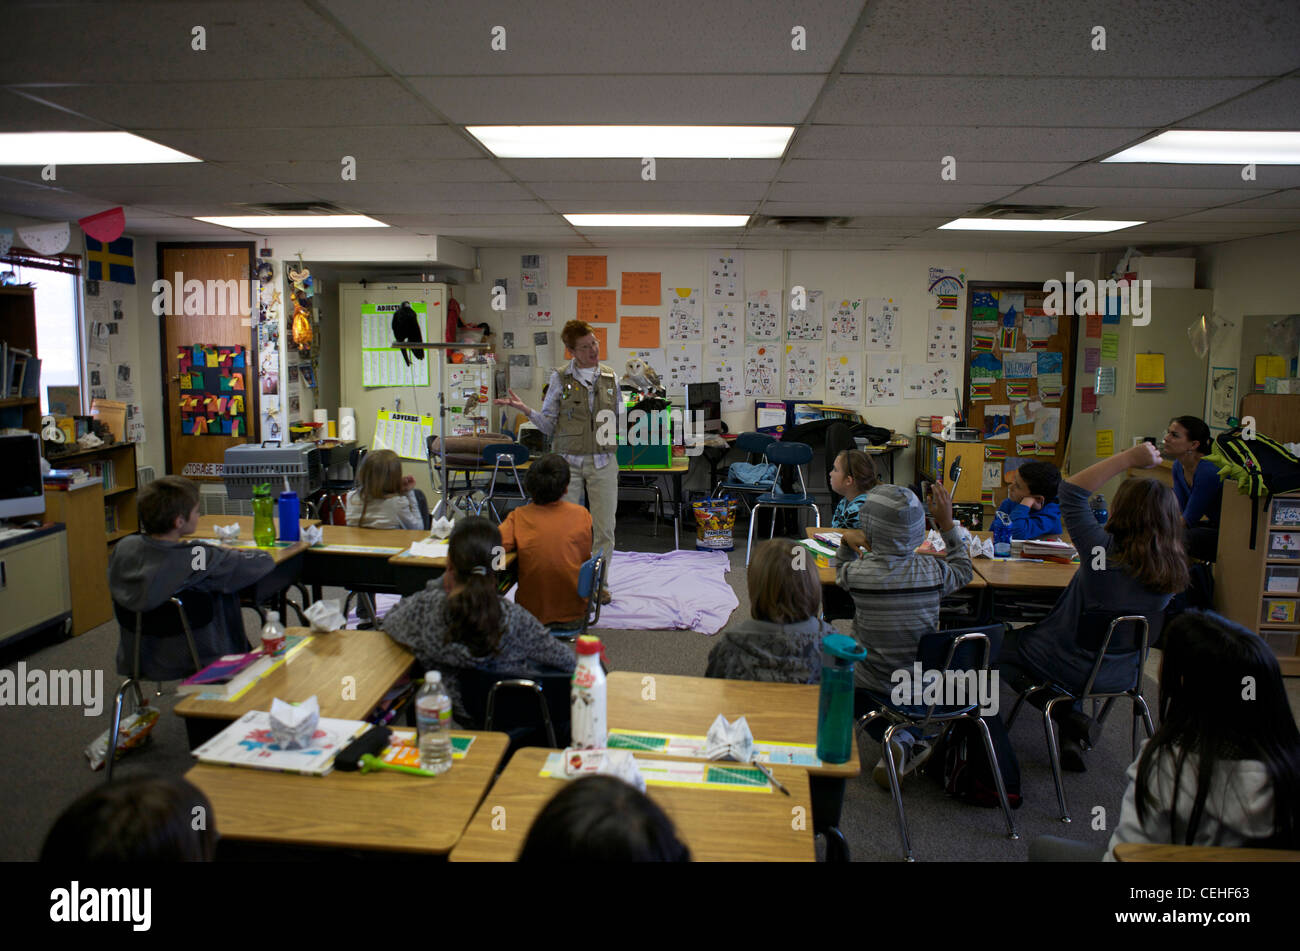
[[0, 287, 41, 432], [1215, 488, 1300, 675], [44, 442, 139, 545]]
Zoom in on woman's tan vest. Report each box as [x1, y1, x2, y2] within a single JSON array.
[[551, 364, 620, 455]]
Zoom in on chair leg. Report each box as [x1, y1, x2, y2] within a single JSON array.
[[105, 679, 146, 783], [879, 724, 915, 861], [1042, 696, 1072, 823], [971, 715, 1020, 841], [745, 504, 760, 566], [1132, 693, 1155, 758]]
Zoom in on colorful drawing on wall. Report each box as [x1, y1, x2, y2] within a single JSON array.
[[179, 344, 247, 437]]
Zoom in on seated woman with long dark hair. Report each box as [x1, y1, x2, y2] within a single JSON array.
[[1162, 415, 1222, 562]]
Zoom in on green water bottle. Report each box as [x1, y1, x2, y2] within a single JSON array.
[[252, 483, 276, 548], [817, 634, 867, 764]]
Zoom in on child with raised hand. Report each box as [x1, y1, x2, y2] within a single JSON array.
[[997, 460, 1062, 539], [1106, 610, 1300, 857], [830, 449, 880, 529], [706, 537, 835, 684], [499, 453, 594, 628], [346, 448, 422, 529]]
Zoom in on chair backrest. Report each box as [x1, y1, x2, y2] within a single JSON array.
[[910, 622, 1004, 720], [113, 591, 216, 638], [349, 447, 368, 482], [484, 442, 529, 466], [412, 488, 432, 530], [1076, 611, 1151, 697], [574, 551, 607, 630], [455, 667, 572, 751], [735, 431, 775, 458], [765, 440, 813, 467]]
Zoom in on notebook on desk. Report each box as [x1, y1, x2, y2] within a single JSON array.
[[192, 710, 370, 777]]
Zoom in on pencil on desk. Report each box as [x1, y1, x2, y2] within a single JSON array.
[[752, 759, 790, 796]]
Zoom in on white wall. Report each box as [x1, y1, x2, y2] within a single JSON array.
[[460, 247, 1100, 484]]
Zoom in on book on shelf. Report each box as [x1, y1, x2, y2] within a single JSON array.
[[1265, 600, 1298, 624], [7, 347, 32, 398], [20, 357, 40, 400]]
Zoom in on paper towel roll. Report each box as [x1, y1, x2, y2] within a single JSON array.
[[313, 409, 329, 426], [339, 408, 356, 441]]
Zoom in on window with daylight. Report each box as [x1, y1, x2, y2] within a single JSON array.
[[0, 255, 83, 415]]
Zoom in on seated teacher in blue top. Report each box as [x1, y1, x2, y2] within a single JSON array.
[[1163, 415, 1222, 562], [996, 461, 1062, 539]]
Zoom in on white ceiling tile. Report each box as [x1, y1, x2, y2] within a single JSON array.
[[221, 160, 512, 184], [791, 126, 1150, 161], [556, 200, 758, 214], [758, 202, 974, 217], [1229, 189, 1300, 208], [766, 182, 1016, 204], [418, 76, 823, 124], [1004, 185, 1263, 207], [815, 77, 1260, 128], [1042, 163, 1300, 189], [1173, 208, 1300, 223], [842, 0, 1300, 77], [532, 182, 769, 202], [499, 159, 780, 182], [1175, 79, 1300, 129], [305, 182, 536, 204], [317, 0, 861, 74], [0, 90, 113, 131], [779, 160, 1075, 185], [129, 127, 483, 162], [0, 1, 381, 82]]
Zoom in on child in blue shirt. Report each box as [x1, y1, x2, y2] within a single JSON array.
[[830, 449, 879, 528], [997, 461, 1062, 539]]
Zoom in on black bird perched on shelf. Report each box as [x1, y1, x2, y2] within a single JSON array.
[[391, 300, 424, 366]]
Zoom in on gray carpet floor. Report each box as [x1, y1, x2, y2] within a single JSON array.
[[4, 505, 1298, 862]]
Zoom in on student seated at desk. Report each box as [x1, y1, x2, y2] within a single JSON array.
[[997, 461, 1062, 539], [346, 448, 422, 530], [706, 538, 832, 684], [381, 516, 575, 723], [830, 448, 879, 528], [518, 775, 691, 862], [499, 453, 593, 627], [833, 482, 972, 785], [42, 775, 217, 861], [109, 476, 274, 679], [997, 444, 1188, 772], [1102, 610, 1300, 859]]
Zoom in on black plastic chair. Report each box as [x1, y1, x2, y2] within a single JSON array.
[[856, 623, 1020, 861], [1004, 611, 1154, 822], [107, 592, 215, 781], [453, 667, 573, 756]]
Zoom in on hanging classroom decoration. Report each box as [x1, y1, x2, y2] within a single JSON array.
[[864, 298, 899, 350], [927, 265, 966, 309], [706, 251, 743, 301], [826, 353, 862, 403], [746, 289, 781, 340], [786, 288, 824, 341], [708, 303, 741, 357], [784, 342, 822, 399], [78, 207, 126, 243], [744, 344, 780, 397], [667, 288, 702, 340], [178, 345, 247, 437], [828, 298, 863, 352]]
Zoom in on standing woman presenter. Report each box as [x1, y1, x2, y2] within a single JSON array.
[[495, 319, 623, 603]]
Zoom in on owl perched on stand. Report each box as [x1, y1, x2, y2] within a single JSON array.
[[621, 357, 665, 397]]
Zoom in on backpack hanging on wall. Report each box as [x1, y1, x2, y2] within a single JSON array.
[[1206, 426, 1300, 548]]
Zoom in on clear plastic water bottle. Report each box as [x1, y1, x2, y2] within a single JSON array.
[[992, 510, 1013, 558], [259, 610, 286, 655], [415, 671, 453, 774], [1090, 493, 1108, 525]]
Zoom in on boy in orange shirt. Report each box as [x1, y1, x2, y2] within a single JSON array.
[[499, 454, 594, 628]]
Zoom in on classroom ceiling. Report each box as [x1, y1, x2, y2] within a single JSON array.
[[1, 0, 1299, 254]]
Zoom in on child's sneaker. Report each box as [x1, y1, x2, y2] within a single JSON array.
[[872, 734, 933, 790]]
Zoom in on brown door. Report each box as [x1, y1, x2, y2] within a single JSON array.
[[158, 244, 257, 480]]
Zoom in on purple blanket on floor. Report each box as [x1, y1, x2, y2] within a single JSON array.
[[596, 549, 739, 635]]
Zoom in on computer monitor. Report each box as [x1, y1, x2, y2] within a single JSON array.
[[0, 433, 45, 522], [684, 382, 722, 435]]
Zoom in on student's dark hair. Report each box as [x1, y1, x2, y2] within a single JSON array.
[[444, 516, 504, 656], [834, 449, 879, 496], [1172, 415, 1213, 455], [139, 476, 200, 535], [1136, 611, 1300, 849], [1016, 461, 1060, 502], [41, 775, 217, 861], [1107, 477, 1190, 594], [525, 453, 571, 505], [517, 775, 691, 862]]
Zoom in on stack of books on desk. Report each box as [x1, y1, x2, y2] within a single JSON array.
[[43, 468, 93, 490], [1021, 539, 1077, 564]]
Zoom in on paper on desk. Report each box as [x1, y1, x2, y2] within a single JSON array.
[[269, 695, 320, 750], [968, 534, 994, 559], [706, 714, 754, 762], [305, 598, 346, 632], [406, 539, 450, 558], [302, 524, 323, 547], [214, 522, 241, 541]]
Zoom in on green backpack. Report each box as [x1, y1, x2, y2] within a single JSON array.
[[1206, 426, 1300, 547]]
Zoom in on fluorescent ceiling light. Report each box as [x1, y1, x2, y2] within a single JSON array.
[[468, 126, 792, 158], [939, 218, 1144, 233], [0, 131, 200, 165], [195, 215, 389, 229], [565, 214, 750, 228], [1103, 130, 1300, 164]]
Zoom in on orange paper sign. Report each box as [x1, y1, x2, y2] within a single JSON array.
[[567, 255, 608, 287], [564, 326, 609, 359], [577, 289, 617, 323], [618, 316, 661, 349], [1085, 313, 1102, 338], [621, 272, 661, 306]]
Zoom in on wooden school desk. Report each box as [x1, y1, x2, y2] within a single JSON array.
[[604, 671, 856, 860], [184, 516, 314, 619], [448, 747, 813, 862], [303, 526, 433, 601], [188, 731, 509, 858], [387, 546, 517, 596], [802, 527, 988, 589], [1113, 842, 1300, 862], [173, 626, 414, 746]]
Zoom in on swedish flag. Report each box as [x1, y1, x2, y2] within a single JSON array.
[[85, 236, 135, 285]]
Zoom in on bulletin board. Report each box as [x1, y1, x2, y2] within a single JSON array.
[[963, 282, 1077, 508], [179, 344, 249, 437]]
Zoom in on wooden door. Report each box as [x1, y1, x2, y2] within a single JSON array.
[[158, 245, 257, 480]]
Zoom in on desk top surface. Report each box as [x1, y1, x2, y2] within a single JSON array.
[[447, 747, 813, 862], [174, 626, 413, 721], [314, 525, 432, 553], [1112, 842, 1300, 862], [605, 671, 859, 778], [187, 731, 509, 854], [802, 527, 987, 589]]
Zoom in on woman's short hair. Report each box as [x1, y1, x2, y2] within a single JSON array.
[[747, 537, 822, 624], [41, 775, 217, 862], [561, 319, 595, 351], [525, 453, 571, 505], [138, 476, 199, 535], [518, 775, 691, 862]]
